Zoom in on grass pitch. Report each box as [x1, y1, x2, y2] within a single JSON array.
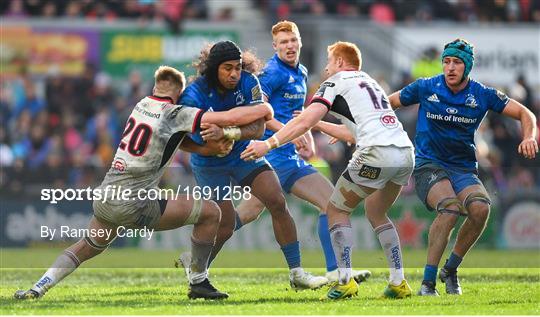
[[1, 248, 539, 315]]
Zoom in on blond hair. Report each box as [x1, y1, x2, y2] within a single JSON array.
[[271, 20, 300, 38], [154, 65, 186, 94], [327, 41, 362, 70]]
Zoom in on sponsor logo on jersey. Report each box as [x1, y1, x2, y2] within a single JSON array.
[[112, 158, 127, 172], [134, 104, 161, 119], [426, 111, 478, 124], [168, 107, 181, 119], [288, 75, 295, 83], [314, 86, 326, 97], [284, 93, 305, 99], [465, 94, 478, 108], [427, 94, 440, 103], [380, 113, 399, 129], [322, 81, 335, 87], [446, 107, 458, 114]]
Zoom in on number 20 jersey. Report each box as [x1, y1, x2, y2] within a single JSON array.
[[99, 95, 203, 198], [311, 70, 413, 150]]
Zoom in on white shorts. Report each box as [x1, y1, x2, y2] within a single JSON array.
[[329, 145, 414, 213], [346, 145, 415, 189]]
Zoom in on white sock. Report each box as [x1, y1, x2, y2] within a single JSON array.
[[330, 224, 354, 285], [374, 221, 405, 286], [32, 250, 80, 295]]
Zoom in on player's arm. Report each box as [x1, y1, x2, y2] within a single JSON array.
[[388, 91, 403, 110], [299, 129, 316, 159], [501, 99, 538, 159], [390, 79, 423, 110], [200, 102, 273, 127], [314, 121, 355, 144], [237, 118, 265, 140], [261, 96, 309, 153], [202, 117, 266, 141], [272, 103, 327, 145], [240, 103, 327, 160], [200, 103, 267, 142], [179, 135, 234, 157]]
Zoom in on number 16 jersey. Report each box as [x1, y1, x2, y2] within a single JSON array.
[[310, 70, 413, 150]]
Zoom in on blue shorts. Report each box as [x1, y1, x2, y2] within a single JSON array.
[[267, 154, 318, 193], [414, 162, 483, 211], [192, 158, 271, 202]]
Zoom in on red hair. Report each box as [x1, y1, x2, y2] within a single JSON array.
[[327, 41, 362, 70]]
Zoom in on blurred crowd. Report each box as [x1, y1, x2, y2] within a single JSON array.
[[0, 0, 208, 19], [1, 0, 209, 32], [4, 0, 540, 24], [258, 0, 540, 24], [1, 62, 538, 197]]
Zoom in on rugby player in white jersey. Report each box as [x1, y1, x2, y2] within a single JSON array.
[[14, 66, 273, 301], [241, 42, 414, 300]]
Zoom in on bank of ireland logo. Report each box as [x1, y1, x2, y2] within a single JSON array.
[[465, 94, 477, 108], [446, 107, 458, 114], [380, 113, 399, 129]]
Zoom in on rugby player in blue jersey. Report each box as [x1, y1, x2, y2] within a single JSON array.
[[176, 41, 328, 290], [387, 39, 538, 295], [232, 21, 370, 284]]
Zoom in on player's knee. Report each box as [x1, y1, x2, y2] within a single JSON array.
[[464, 191, 491, 221], [262, 193, 287, 214], [314, 198, 330, 212], [468, 202, 490, 225], [435, 197, 464, 216], [200, 200, 221, 224], [82, 236, 111, 256]]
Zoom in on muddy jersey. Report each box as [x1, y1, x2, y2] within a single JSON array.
[[98, 95, 203, 201], [310, 70, 413, 150]]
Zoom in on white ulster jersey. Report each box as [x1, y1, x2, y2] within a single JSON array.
[[311, 70, 413, 149], [100, 95, 203, 193]]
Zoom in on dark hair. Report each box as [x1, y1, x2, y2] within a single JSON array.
[[192, 43, 263, 87]]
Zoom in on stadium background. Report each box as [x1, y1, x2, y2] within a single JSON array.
[[0, 0, 539, 259]]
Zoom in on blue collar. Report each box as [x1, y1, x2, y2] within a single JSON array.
[[441, 74, 470, 95], [274, 54, 300, 72]]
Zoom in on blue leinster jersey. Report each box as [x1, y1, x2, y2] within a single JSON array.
[[259, 54, 308, 159], [400, 74, 509, 171], [180, 70, 264, 167]]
